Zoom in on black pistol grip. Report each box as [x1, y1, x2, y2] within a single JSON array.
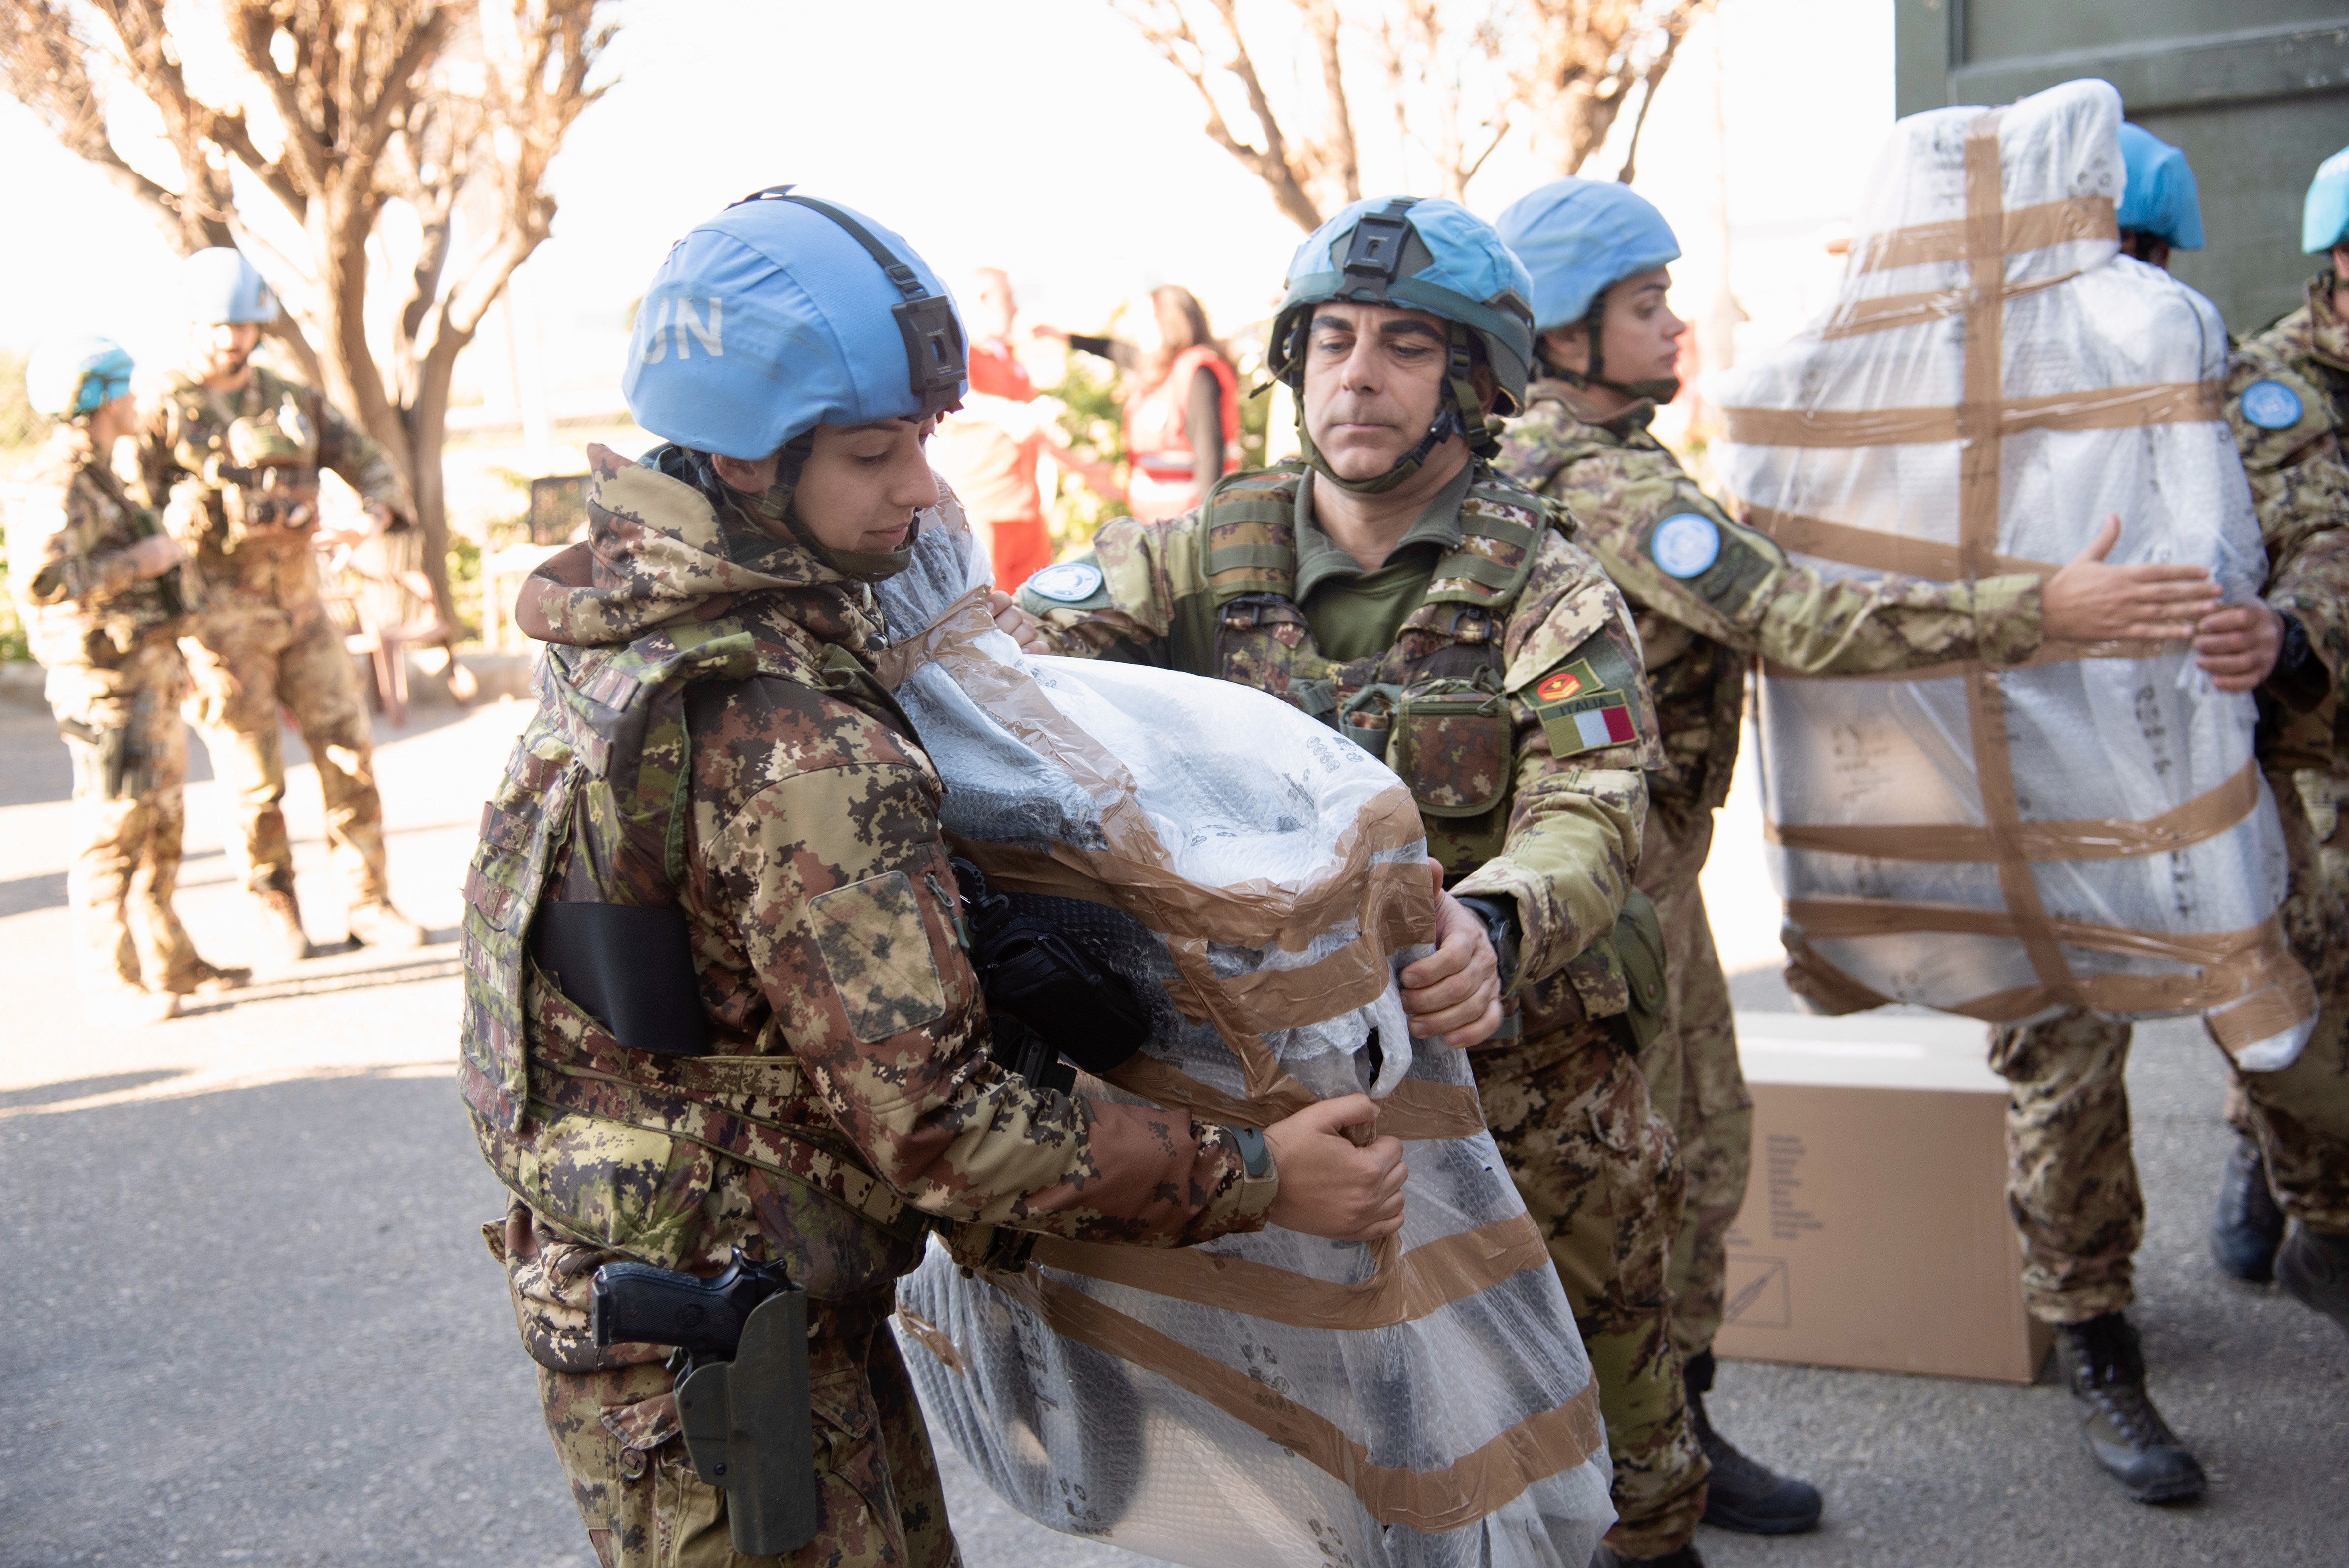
[[590, 1262, 750, 1356]]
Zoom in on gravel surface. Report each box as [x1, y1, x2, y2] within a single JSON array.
[[0, 691, 2340, 1567]]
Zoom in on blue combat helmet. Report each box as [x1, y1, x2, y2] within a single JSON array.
[[1265, 196, 1537, 494], [25, 335, 135, 421], [623, 187, 967, 580], [1495, 178, 1683, 403], [2115, 123, 2205, 251], [2304, 143, 2349, 254], [181, 248, 282, 325]]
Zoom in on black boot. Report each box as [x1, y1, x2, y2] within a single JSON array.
[[1683, 1349, 1821, 1535], [2275, 1224, 2349, 1337], [2210, 1133, 2285, 1282], [1589, 1544, 1704, 1568], [2055, 1313, 2204, 1503]]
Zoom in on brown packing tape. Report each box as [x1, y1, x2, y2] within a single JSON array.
[[1853, 195, 2118, 274], [1742, 502, 2053, 582], [1786, 898, 2290, 971], [1718, 381, 2224, 449], [1765, 759, 2262, 863], [1030, 1212, 1551, 1332], [894, 1305, 964, 1376], [991, 1267, 1606, 1532], [1097, 1054, 1487, 1142], [1818, 269, 2083, 341]]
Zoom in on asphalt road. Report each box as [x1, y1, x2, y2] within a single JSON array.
[[0, 685, 2341, 1567]]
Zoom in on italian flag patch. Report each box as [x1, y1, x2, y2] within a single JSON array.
[[1526, 657, 1640, 758]]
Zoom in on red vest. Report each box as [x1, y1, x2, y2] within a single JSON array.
[[1123, 345, 1238, 522]]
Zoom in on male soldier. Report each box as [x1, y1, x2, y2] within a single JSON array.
[[1492, 176, 2230, 1530], [1011, 197, 1695, 1566], [2198, 139, 2349, 1314], [463, 190, 1415, 1568], [9, 337, 246, 1024], [138, 248, 424, 964]]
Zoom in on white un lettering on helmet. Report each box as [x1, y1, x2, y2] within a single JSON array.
[[1650, 513, 1721, 579], [638, 297, 725, 365]]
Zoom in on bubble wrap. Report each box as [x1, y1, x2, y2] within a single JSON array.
[[1712, 78, 2311, 1069], [872, 492, 1616, 1567]]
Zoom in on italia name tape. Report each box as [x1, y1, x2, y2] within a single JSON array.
[[1542, 690, 1638, 753]]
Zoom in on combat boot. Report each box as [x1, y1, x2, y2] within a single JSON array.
[[2275, 1225, 2349, 1337], [165, 958, 252, 998], [2055, 1313, 2204, 1503], [1589, 1544, 1703, 1568], [345, 900, 426, 951], [253, 888, 318, 966], [1684, 1349, 1821, 1534], [2210, 1132, 2285, 1282]]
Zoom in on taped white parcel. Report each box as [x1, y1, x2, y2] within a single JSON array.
[[1713, 77, 2311, 1070], [873, 494, 1616, 1568]]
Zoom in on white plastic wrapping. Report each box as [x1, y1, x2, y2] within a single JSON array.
[[872, 489, 1616, 1568], [1713, 78, 2311, 1068]]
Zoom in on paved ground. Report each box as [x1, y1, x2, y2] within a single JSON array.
[[0, 684, 2340, 1567]]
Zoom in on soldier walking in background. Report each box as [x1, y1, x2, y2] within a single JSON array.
[[1012, 197, 1696, 1567], [8, 337, 246, 1024], [138, 248, 425, 965], [1493, 176, 2230, 1535]]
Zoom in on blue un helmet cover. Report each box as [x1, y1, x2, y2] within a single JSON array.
[[1266, 196, 1537, 493], [2303, 144, 2349, 254], [622, 187, 966, 580], [2115, 124, 2205, 251], [25, 335, 135, 420], [1496, 177, 1682, 402], [181, 247, 281, 325]]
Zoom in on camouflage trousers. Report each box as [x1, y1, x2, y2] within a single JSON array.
[[1632, 801, 1753, 1361], [180, 590, 388, 910], [1474, 1017, 1706, 1557], [1991, 770, 2349, 1323], [486, 1203, 959, 1568], [45, 641, 204, 995]]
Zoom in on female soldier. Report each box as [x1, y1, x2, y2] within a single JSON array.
[[460, 190, 1411, 1568]]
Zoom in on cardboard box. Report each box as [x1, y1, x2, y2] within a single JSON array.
[[1713, 1011, 2054, 1384]]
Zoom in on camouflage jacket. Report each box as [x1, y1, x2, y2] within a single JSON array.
[[7, 424, 183, 669], [2228, 271, 2349, 762], [460, 445, 1272, 1290], [1498, 380, 2046, 816], [1017, 457, 1659, 1024], [136, 364, 410, 595]]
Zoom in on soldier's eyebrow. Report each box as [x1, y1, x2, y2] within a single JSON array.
[[1375, 320, 1446, 344]]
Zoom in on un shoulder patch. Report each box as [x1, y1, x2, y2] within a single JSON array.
[[1026, 561, 1103, 602], [2240, 379, 2305, 432], [1650, 513, 1721, 578]]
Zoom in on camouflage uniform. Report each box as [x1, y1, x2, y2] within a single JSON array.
[[7, 424, 212, 1002], [463, 446, 1276, 1568], [1988, 276, 2349, 1323], [1496, 379, 2046, 1351], [1018, 457, 1701, 1555], [136, 365, 411, 921]]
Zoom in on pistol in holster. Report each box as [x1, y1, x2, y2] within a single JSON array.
[[56, 687, 155, 802], [591, 1249, 820, 1556]]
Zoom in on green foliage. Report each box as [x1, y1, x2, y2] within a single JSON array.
[[0, 351, 42, 459], [1044, 355, 1131, 555], [0, 566, 28, 663]]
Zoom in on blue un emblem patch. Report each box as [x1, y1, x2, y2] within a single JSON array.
[[2240, 379, 2305, 432]]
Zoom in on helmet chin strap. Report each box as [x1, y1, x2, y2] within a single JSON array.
[[1545, 297, 1682, 406], [1298, 323, 1500, 496], [698, 437, 920, 583]]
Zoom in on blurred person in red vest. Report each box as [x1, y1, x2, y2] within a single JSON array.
[[928, 267, 1059, 587], [1036, 284, 1240, 522]]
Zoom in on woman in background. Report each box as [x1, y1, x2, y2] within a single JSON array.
[[1038, 284, 1239, 521]]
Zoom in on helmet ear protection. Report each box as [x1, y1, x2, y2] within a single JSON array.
[[730, 185, 966, 424]]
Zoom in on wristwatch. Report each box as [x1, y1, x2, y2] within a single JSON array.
[[1226, 1125, 1274, 1180], [1454, 893, 1522, 994]]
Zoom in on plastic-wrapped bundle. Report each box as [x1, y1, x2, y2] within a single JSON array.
[[874, 487, 1617, 1568], [1713, 77, 2312, 1069]]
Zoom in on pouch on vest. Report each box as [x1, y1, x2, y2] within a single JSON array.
[[1384, 676, 1512, 819], [1610, 889, 1667, 1054], [530, 901, 711, 1057]]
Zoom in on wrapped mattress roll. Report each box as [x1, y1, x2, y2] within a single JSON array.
[[1714, 77, 2312, 1070], [872, 494, 1616, 1568]]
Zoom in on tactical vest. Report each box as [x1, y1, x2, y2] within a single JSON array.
[[162, 375, 326, 547], [1190, 462, 1553, 877], [458, 617, 940, 1277]]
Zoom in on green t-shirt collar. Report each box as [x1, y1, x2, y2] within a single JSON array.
[[1292, 460, 1477, 604]]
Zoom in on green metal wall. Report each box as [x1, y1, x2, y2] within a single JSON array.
[[1893, 0, 2349, 331]]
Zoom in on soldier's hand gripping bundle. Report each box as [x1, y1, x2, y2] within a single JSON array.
[[1715, 79, 2312, 1066], [877, 499, 1617, 1568]]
